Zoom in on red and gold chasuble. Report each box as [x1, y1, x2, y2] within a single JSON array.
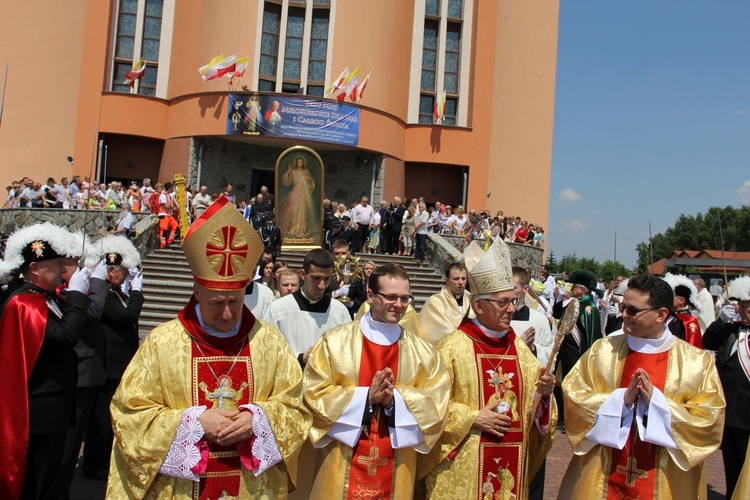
[[346, 337, 399, 499], [607, 350, 669, 500], [460, 323, 526, 500], [179, 299, 256, 500], [675, 313, 703, 349]]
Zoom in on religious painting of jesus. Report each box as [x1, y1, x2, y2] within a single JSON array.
[[275, 146, 324, 249]]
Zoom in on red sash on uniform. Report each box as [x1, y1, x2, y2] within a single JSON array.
[[459, 321, 526, 500], [345, 336, 399, 499], [178, 297, 257, 499], [607, 349, 669, 499], [0, 293, 49, 499], [675, 313, 703, 349]]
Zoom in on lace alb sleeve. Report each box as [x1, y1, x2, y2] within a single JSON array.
[[238, 403, 283, 476], [158, 406, 208, 481]]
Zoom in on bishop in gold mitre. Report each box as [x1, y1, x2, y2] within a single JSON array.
[[106, 195, 311, 499], [419, 238, 557, 500], [558, 274, 725, 499]]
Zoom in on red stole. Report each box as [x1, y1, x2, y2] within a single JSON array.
[[607, 349, 669, 499], [676, 313, 703, 349], [459, 320, 525, 500], [178, 297, 257, 500], [0, 292, 49, 499], [345, 336, 400, 499]]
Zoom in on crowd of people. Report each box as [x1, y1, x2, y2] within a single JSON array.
[[3, 183, 748, 500], [322, 195, 546, 261]]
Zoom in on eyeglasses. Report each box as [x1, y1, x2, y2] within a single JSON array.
[[618, 303, 659, 317], [374, 292, 410, 305], [480, 298, 514, 309]]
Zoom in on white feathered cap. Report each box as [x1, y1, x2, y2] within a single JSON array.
[[727, 275, 750, 302], [663, 273, 701, 312], [0, 223, 87, 282], [85, 234, 140, 269], [464, 238, 514, 295]]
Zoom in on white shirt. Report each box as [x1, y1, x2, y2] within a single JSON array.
[[267, 292, 351, 356]]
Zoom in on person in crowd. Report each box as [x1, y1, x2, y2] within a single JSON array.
[[255, 260, 275, 289], [693, 277, 716, 332], [267, 248, 350, 369], [420, 238, 556, 499], [662, 273, 703, 348], [157, 182, 179, 248], [106, 196, 311, 498], [0, 223, 90, 498], [192, 185, 211, 218], [223, 182, 235, 205], [419, 261, 475, 345], [703, 275, 750, 498], [553, 269, 602, 430], [276, 268, 300, 298], [401, 205, 416, 256], [82, 235, 143, 481], [559, 274, 725, 499], [260, 215, 282, 258], [350, 196, 374, 254], [109, 201, 136, 238], [414, 202, 429, 264], [303, 263, 450, 498]]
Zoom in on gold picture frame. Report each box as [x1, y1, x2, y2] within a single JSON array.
[[275, 145, 324, 249]]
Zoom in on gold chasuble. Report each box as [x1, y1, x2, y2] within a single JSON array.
[[106, 300, 311, 499], [420, 321, 556, 500], [560, 335, 725, 499], [418, 287, 475, 345], [303, 321, 450, 499]]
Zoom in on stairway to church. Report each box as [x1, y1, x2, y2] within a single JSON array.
[[139, 247, 446, 336]]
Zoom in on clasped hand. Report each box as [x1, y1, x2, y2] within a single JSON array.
[[623, 368, 653, 408], [369, 368, 395, 407], [198, 408, 254, 446]]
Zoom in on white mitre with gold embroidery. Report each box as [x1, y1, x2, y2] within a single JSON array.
[[464, 238, 514, 294]]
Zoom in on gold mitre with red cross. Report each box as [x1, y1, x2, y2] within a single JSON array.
[[464, 237, 514, 295], [181, 195, 264, 290]]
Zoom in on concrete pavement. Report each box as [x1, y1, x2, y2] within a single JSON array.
[[70, 434, 729, 499]]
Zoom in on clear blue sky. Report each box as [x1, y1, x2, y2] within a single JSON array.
[[549, 2, 750, 269]]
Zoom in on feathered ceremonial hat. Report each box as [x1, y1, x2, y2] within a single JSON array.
[[663, 273, 701, 312], [728, 275, 750, 302], [0, 223, 86, 281], [569, 270, 598, 293], [182, 195, 264, 290], [85, 234, 141, 269], [463, 238, 514, 295]]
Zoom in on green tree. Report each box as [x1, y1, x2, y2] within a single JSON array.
[[600, 260, 632, 282], [546, 250, 559, 274], [635, 205, 750, 273]]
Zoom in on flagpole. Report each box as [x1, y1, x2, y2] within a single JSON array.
[[718, 212, 728, 285], [613, 229, 617, 282], [0, 61, 8, 126], [648, 222, 654, 274], [80, 128, 99, 265]]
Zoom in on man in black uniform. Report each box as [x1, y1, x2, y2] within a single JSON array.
[[0, 223, 90, 498], [248, 192, 272, 230], [260, 214, 282, 258], [703, 275, 750, 498], [82, 235, 144, 481]]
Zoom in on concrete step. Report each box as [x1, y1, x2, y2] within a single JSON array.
[[138, 245, 446, 335]]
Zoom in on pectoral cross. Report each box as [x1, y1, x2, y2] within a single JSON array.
[[208, 385, 234, 410], [616, 456, 648, 487], [357, 446, 388, 477]]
